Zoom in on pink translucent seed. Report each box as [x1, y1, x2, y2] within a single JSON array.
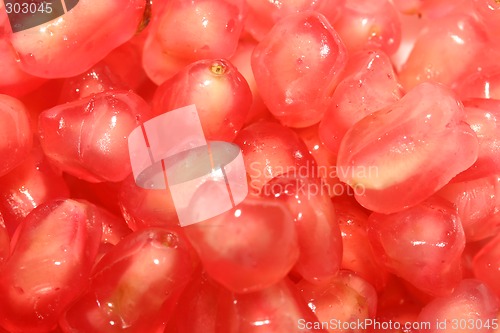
[[252, 11, 348, 128], [334, 0, 402, 55], [58, 64, 128, 103], [0, 94, 32, 177], [458, 70, 500, 100], [143, 0, 246, 84], [473, 0, 500, 42], [319, 49, 403, 155], [229, 40, 272, 125], [60, 228, 195, 333], [473, 234, 500, 297], [184, 196, 299, 293], [38, 91, 153, 183], [234, 121, 317, 194], [119, 174, 180, 230], [399, 14, 488, 90], [437, 175, 500, 241], [456, 98, 500, 181], [368, 198, 465, 297], [8, 0, 147, 78], [332, 195, 389, 291], [295, 124, 345, 197], [0, 199, 102, 333], [218, 279, 327, 332], [244, 0, 345, 41], [262, 176, 343, 284], [298, 270, 378, 332], [0, 143, 70, 236], [152, 59, 252, 142], [417, 279, 499, 332], [337, 82, 478, 213]]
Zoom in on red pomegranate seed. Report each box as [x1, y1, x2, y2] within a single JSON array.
[[298, 270, 378, 332], [234, 121, 317, 193], [0, 94, 32, 177], [60, 228, 195, 333], [152, 59, 252, 142], [368, 198, 465, 296], [473, 234, 500, 298], [399, 14, 488, 90], [252, 11, 347, 128], [0, 143, 70, 236], [454, 98, 500, 181], [332, 195, 389, 291], [333, 0, 401, 55], [38, 91, 153, 183], [337, 82, 478, 213], [184, 196, 299, 293], [244, 0, 345, 41], [417, 279, 499, 332], [119, 174, 179, 230], [262, 175, 343, 284], [218, 279, 326, 332], [0, 199, 102, 333], [143, 0, 246, 84], [295, 124, 345, 196], [7, 0, 147, 78], [437, 175, 500, 241], [229, 39, 272, 125], [319, 49, 403, 155], [58, 64, 128, 104]]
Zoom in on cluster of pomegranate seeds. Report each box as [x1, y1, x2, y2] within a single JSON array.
[[1, 0, 500, 332]]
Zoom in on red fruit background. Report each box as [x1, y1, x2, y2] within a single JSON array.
[[0, 0, 499, 332]]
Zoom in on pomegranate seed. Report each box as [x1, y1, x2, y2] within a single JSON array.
[[333, 0, 401, 55], [454, 98, 500, 181], [319, 49, 403, 155], [143, 0, 246, 84], [337, 82, 478, 213], [60, 228, 195, 333], [38, 91, 153, 183], [0, 143, 70, 236], [0, 94, 32, 177], [7, 0, 147, 78], [295, 124, 345, 196], [298, 270, 378, 332], [252, 11, 347, 128], [58, 64, 128, 104], [244, 0, 345, 41], [119, 173, 179, 230], [332, 195, 389, 291], [399, 14, 488, 90], [0, 199, 102, 333], [234, 121, 317, 194], [184, 196, 298, 293], [152, 59, 252, 142], [218, 279, 327, 332], [473, 234, 500, 298], [368, 198, 465, 296], [229, 39, 272, 125], [437, 175, 500, 241], [417, 279, 499, 332], [262, 175, 343, 284]]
